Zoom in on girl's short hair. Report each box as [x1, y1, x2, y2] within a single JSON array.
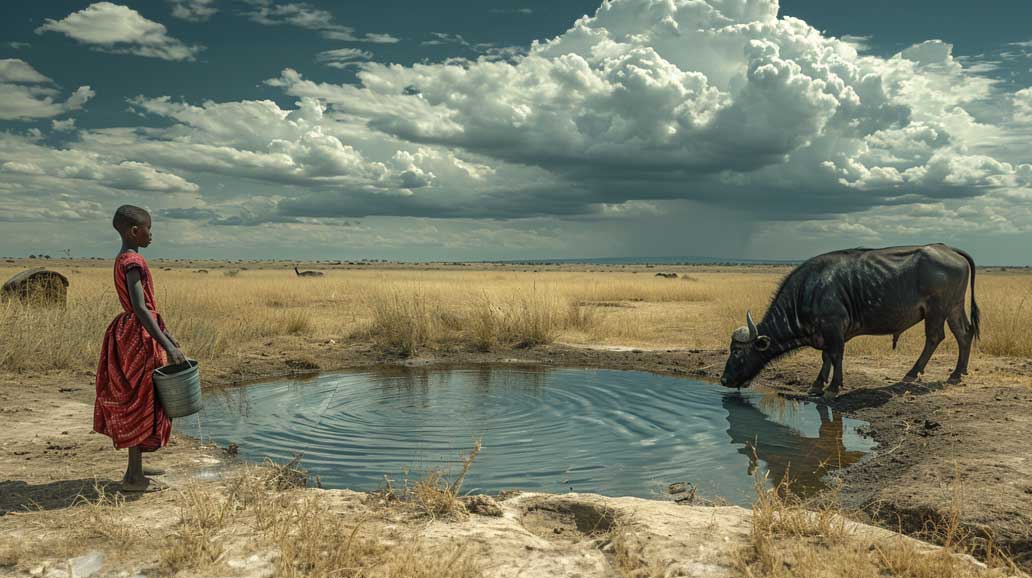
[[112, 205, 150, 234]]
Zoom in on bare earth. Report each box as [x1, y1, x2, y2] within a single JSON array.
[[1, 330, 1031, 575]]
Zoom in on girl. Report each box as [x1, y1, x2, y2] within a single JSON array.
[[95, 205, 186, 492]]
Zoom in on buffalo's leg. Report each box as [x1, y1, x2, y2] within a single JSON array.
[[824, 337, 846, 399], [808, 351, 833, 396], [946, 308, 973, 384], [903, 314, 946, 382]]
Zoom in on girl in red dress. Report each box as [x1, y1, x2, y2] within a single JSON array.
[[95, 205, 187, 492]]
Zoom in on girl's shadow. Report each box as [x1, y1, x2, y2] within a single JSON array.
[[0, 478, 144, 515]]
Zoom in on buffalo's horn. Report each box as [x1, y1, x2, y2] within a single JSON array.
[[746, 311, 758, 341]]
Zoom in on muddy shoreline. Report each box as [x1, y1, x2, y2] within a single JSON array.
[[3, 339, 1032, 569]]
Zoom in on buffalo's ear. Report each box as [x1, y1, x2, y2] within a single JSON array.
[[755, 335, 772, 352]]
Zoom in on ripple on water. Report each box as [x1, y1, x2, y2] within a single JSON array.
[[180, 367, 875, 505]]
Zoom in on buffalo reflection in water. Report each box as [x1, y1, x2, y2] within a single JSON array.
[[722, 393, 866, 496]]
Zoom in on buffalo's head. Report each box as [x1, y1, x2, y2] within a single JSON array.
[[720, 311, 772, 388]]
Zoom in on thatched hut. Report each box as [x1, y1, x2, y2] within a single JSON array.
[[1, 268, 69, 306]]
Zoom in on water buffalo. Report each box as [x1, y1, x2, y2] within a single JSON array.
[[720, 244, 979, 397]]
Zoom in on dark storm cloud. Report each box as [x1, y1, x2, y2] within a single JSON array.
[[275, 183, 600, 220]]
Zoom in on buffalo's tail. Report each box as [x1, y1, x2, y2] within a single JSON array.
[[954, 247, 980, 340]]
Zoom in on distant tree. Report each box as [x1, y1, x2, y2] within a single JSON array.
[[28, 254, 36, 259], [43, 255, 50, 259]]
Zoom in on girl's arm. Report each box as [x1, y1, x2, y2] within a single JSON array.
[[126, 268, 187, 365]]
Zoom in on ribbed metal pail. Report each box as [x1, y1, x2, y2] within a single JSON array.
[[153, 359, 202, 418]]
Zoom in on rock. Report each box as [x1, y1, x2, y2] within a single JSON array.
[[69, 552, 104, 578], [668, 481, 698, 504], [463, 494, 503, 517], [667, 482, 690, 495]]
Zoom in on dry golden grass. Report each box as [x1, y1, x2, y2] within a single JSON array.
[[1, 264, 1030, 371], [0, 458, 483, 578], [406, 440, 481, 520], [0, 481, 153, 567], [732, 474, 1019, 578], [161, 462, 484, 578]]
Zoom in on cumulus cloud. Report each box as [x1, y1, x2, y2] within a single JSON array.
[[0, 132, 198, 194], [244, 1, 399, 43], [168, 0, 218, 22], [116, 96, 397, 190], [255, 0, 1027, 222], [51, 118, 77, 132], [0, 59, 94, 120], [36, 2, 204, 61], [316, 48, 373, 69], [9, 0, 1032, 251], [0, 59, 52, 84], [1015, 88, 1032, 124]]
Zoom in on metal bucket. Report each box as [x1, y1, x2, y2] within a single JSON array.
[[153, 359, 202, 418]]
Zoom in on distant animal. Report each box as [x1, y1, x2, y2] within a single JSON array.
[[194, 269, 208, 274], [655, 272, 678, 278], [720, 244, 979, 398], [294, 265, 324, 278], [2, 268, 69, 306]]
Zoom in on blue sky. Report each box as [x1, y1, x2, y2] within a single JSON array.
[[2, 0, 1031, 262]]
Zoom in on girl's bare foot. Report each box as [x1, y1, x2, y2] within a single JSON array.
[[120, 476, 166, 493]]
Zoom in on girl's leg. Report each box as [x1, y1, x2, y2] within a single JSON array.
[[122, 447, 149, 490]]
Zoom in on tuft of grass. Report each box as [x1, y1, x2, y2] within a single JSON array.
[[159, 484, 237, 574], [408, 440, 482, 520], [731, 470, 1018, 578], [282, 310, 315, 336], [363, 288, 436, 356], [74, 481, 135, 544], [496, 288, 563, 348]]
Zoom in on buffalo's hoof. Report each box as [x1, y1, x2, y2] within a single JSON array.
[[822, 389, 839, 401], [807, 387, 824, 397], [947, 374, 963, 385], [901, 373, 919, 383]]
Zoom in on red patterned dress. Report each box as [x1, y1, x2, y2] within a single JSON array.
[[94, 251, 172, 451]]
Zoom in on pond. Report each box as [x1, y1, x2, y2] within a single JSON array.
[[179, 367, 875, 505]]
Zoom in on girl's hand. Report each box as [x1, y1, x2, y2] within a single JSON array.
[[166, 346, 187, 366]]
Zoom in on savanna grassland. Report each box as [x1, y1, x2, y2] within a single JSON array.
[[1, 259, 1031, 577], [2, 260, 1030, 373]]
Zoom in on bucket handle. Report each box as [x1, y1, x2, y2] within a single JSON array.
[[155, 359, 195, 377]]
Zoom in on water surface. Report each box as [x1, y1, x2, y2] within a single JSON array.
[[180, 367, 874, 505]]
